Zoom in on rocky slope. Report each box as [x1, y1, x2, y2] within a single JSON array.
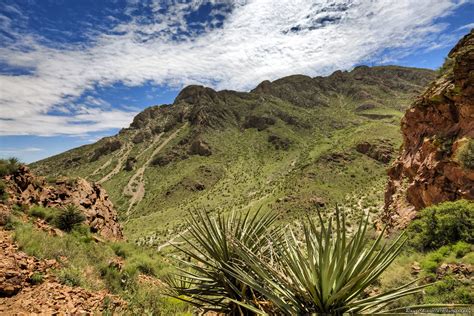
[[32, 65, 435, 245], [2, 166, 123, 240], [0, 230, 125, 314], [383, 30, 474, 229]]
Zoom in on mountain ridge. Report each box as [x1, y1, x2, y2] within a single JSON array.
[[31, 64, 436, 245]]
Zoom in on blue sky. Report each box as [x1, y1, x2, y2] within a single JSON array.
[[0, 0, 473, 163]]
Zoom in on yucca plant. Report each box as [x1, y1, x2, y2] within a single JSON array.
[[226, 208, 430, 315], [164, 209, 282, 315]]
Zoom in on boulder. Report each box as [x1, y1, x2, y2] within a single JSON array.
[[189, 140, 212, 156]]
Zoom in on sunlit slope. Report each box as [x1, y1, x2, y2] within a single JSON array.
[[32, 66, 435, 244]]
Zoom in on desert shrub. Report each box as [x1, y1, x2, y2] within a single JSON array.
[[424, 276, 474, 304], [54, 205, 86, 232], [457, 138, 474, 169], [3, 214, 19, 231], [100, 265, 129, 293], [71, 224, 94, 243], [127, 254, 157, 276], [0, 157, 20, 177], [111, 242, 134, 258], [29, 205, 59, 223], [29, 272, 44, 285], [164, 209, 282, 314], [407, 200, 474, 251], [167, 208, 430, 314], [452, 241, 472, 258], [58, 266, 83, 287], [0, 180, 8, 201]]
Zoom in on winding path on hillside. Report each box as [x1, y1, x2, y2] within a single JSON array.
[[91, 159, 112, 177], [124, 124, 188, 217], [97, 142, 133, 184]]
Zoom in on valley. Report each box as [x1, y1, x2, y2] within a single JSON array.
[[31, 66, 435, 246]]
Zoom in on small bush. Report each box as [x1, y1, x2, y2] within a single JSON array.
[[0, 157, 21, 177], [4, 214, 19, 231], [111, 242, 133, 258], [54, 205, 86, 232], [407, 200, 474, 251], [29, 206, 58, 223], [0, 180, 8, 201], [452, 241, 472, 258], [29, 272, 44, 285], [58, 267, 83, 287], [128, 254, 156, 276], [457, 138, 474, 169], [71, 225, 93, 243]]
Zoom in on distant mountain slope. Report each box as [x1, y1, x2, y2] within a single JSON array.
[[32, 65, 435, 245]]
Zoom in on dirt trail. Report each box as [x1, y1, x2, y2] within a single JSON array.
[[97, 142, 133, 184], [124, 124, 188, 217], [157, 228, 189, 252], [91, 159, 112, 177]]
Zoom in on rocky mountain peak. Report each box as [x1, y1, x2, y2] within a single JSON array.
[[174, 85, 219, 104]]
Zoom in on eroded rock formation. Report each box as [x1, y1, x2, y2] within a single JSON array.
[[383, 30, 474, 229], [3, 166, 123, 240]]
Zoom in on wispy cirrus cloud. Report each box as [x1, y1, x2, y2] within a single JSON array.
[[0, 0, 470, 136]]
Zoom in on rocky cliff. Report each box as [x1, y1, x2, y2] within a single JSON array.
[[2, 166, 123, 240], [383, 30, 474, 229]]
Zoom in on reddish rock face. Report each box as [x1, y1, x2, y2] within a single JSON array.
[[4, 166, 123, 240], [383, 30, 474, 229]]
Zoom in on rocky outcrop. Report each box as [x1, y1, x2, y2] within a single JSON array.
[[243, 115, 276, 131], [90, 139, 122, 162], [383, 30, 474, 229], [268, 134, 292, 150], [0, 230, 125, 313], [356, 140, 394, 164], [3, 166, 123, 240], [188, 139, 212, 156]]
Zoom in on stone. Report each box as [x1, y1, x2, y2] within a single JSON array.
[[383, 30, 474, 230]]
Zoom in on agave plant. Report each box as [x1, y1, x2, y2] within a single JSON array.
[[226, 208, 430, 315], [164, 209, 282, 315]]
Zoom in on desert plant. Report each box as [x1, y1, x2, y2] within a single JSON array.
[[226, 208, 430, 315], [0, 157, 20, 177], [457, 138, 474, 169], [29, 205, 59, 223], [164, 209, 282, 315], [29, 272, 44, 285], [407, 200, 474, 251], [0, 180, 8, 201], [54, 205, 86, 232]]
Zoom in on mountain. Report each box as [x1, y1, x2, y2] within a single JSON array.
[[383, 29, 474, 229], [31, 65, 435, 245]]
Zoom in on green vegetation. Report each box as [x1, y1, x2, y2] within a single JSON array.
[[378, 200, 474, 308], [407, 200, 473, 251], [457, 138, 474, 169], [9, 213, 191, 315], [165, 210, 281, 314], [54, 205, 86, 232], [0, 180, 8, 201], [0, 157, 21, 177], [29, 272, 45, 285], [29, 205, 59, 223], [30, 66, 435, 245], [166, 209, 432, 315]]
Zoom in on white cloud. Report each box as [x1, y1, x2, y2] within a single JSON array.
[[0, 0, 468, 136], [457, 22, 474, 31], [0, 147, 43, 153]]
